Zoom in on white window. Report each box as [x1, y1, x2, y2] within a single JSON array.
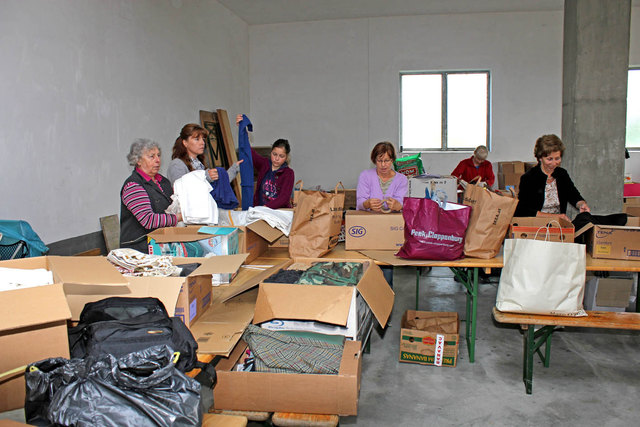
[[627, 68, 640, 149], [401, 71, 490, 151]]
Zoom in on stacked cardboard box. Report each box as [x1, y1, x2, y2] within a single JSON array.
[[344, 210, 404, 250], [509, 217, 575, 242], [576, 217, 640, 261], [583, 273, 635, 312], [498, 161, 525, 193], [399, 310, 460, 367]]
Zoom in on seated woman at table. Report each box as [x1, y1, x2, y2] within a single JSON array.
[[515, 134, 590, 222], [357, 141, 408, 213], [451, 145, 495, 188], [120, 139, 182, 253]]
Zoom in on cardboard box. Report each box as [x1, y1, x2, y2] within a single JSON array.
[[498, 161, 525, 174], [344, 210, 404, 250], [252, 258, 394, 342], [148, 225, 241, 257], [268, 234, 289, 248], [583, 274, 634, 312], [214, 339, 362, 415], [0, 283, 71, 411], [498, 172, 522, 191], [509, 217, 575, 243], [578, 217, 640, 261], [399, 310, 460, 367], [408, 175, 457, 202]]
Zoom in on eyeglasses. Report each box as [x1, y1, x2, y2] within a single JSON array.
[[376, 159, 392, 164]]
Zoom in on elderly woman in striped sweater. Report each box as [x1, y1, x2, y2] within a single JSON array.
[[119, 138, 182, 252]]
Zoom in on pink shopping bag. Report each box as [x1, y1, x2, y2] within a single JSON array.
[[396, 197, 471, 260]]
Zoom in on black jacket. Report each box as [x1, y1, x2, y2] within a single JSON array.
[[120, 170, 174, 252], [515, 164, 584, 217]]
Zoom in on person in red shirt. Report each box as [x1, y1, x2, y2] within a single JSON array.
[[451, 145, 495, 188]]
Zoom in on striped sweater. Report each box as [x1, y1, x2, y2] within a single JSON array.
[[121, 181, 177, 230]]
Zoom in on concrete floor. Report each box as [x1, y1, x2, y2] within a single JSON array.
[[3, 267, 640, 426], [342, 267, 640, 426]]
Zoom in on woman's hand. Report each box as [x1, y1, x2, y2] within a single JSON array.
[[577, 200, 590, 213], [208, 168, 219, 181], [176, 212, 183, 223], [366, 198, 383, 212], [385, 198, 402, 212], [236, 114, 243, 126]]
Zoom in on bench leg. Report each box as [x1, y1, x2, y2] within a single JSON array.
[[451, 267, 477, 363], [522, 325, 555, 394]]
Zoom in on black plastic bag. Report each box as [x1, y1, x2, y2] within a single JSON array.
[[25, 345, 201, 427]]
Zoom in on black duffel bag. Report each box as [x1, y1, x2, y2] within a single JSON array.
[[68, 297, 198, 373]]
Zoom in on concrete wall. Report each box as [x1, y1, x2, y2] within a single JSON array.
[[0, 0, 249, 244], [249, 8, 640, 190]]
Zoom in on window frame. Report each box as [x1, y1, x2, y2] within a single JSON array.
[[400, 70, 491, 153], [627, 67, 640, 151]]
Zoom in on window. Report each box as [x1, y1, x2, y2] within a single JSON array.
[[627, 68, 640, 149], [401, 71, 490, 151]]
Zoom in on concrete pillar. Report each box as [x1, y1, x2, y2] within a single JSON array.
[[562, 0, 631, 214]]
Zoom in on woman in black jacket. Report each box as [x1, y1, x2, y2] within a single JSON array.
[[515, 134, 590, 221]]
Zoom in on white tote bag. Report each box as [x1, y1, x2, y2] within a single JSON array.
[[496, 227, 587, 316]]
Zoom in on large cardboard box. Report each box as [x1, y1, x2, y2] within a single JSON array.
[[583, 274, 634, 312], [214, 339, 362, 415], [509, 217, 575, 243], [147, 226, 240, 257], [147, 223, 282, 263], [408, 175, 457, 202], [498, 161, 525, 174], [344, 210, 404, 250], [578, 217, 640, 261], [0, 283, 71, 412], [0, 256, 126, 411], [251, 258, 394, 343], [399, 310, 460, 367]]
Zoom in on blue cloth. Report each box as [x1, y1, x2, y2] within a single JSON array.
[[0, 220, 49, 257], [238, 114, 254, 210], [210, 167, 239, 209]]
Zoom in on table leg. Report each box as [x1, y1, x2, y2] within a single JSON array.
[[524, 326, 534, 394], [450, 267, 478, 363], [415, 267, 421, 310]]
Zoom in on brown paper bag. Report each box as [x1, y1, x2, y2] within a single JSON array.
[[289, 181, 345, 258], [462, 184, 518, 258]]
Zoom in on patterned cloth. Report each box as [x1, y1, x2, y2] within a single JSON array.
[[242, 325, 344, 374], [542, 179, 561, 214], [107, 248, 180, 277], [298, 262, 364, 287]]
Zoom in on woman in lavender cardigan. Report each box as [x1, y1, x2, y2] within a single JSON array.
[[356, 141, 408, 213]]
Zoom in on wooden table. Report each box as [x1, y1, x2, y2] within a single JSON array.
[[493, 256, 640, 394]]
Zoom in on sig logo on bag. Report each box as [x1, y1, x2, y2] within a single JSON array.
[[348, 226, 366, 238]]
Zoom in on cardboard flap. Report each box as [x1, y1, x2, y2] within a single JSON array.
[[218, 260, 290, 303], [184, 254, 248, 276], [253, 283, 353, 326], [191, 288, 259, 356], [574, 223, 594, 239], [48, 256, 129, 287], [247, 220, 285, 243], [356, 263, 395, 327], [120, 276, 184, 316], [0, 284, 71, 330]]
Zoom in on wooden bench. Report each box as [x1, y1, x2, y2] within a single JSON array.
[[492, 307, 640, 394]]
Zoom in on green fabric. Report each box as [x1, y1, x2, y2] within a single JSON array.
[[278, 330, 346, 346], [298, 262, 364, 287]]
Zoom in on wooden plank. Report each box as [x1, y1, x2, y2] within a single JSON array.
[[199, 110, 227, 169], [99, 214, 120, 253], [586, 254, 640, 272], [492, 307, 640, 329], [74, 248, 102, 256], [216, 109, 242, 203]]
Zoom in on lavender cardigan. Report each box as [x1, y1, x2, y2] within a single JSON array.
[[356, 168, 408, 211]]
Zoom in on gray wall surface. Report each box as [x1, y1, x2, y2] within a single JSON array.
[[0, 0, 249, 243], [249, 8, 640, 191], [1, 2, 638, 244]]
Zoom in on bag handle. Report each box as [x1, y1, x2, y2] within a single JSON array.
[[334, 181, 345, 194], [294, 180, 304, 192], [533, 220, 564, 242]]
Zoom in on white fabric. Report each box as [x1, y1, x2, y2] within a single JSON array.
[[0, 267, 54, 291], [246, 206, 293, 236], [496, 236, 587, 316], [173, 170, 218, 225], [218, 206, 293, 236]]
